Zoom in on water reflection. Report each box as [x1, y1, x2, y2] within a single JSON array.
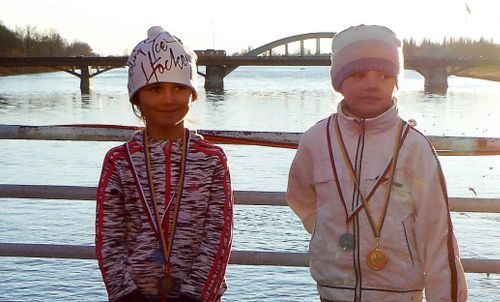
[[80, 93, 91, 102], [0, 94, 10, 107], [426, 93, 448, 99], [79, 92, 92, 109], [204, 88, 226, 102], [424, 87, 448, 95]]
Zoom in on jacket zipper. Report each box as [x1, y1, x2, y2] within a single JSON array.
[[353, 119, 365, 301]]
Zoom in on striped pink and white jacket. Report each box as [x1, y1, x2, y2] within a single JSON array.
[[96, 130, 233, 302]]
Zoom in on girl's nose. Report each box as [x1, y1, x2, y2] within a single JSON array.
[[161, 86, 176, 104], [364, 76, 379, 89]]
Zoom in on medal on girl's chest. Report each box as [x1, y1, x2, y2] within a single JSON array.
[[152, 248, 165, 265], [333, 116, 407, 270], [339, 233, 354, 251], [366, 246, 388, 270], [142, 130, 189, 295], [158, 273, 179, 295]]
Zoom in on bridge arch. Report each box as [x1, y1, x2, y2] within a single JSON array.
[[245, 32, 336, 57], [218, 32, 336, 79]]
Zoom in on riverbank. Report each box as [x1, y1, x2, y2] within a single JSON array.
[[455, 66, 500, 82], [0, 67, 56, 76]]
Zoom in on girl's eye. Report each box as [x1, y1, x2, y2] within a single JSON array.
[[353, 72, 365, 79], [147, 85, 162, 92], [174, 85, 188, 91]]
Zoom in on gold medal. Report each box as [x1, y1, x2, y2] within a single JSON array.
[[366, 247, 388, 270], [158, 274, 178, 295]]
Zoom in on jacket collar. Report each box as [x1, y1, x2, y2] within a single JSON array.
[[131, 128, 201, 149], [336, 99, 400, 133]]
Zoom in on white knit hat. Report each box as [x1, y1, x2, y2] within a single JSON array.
[[330, 24, 403, 91], [127, 26, 198, 100]]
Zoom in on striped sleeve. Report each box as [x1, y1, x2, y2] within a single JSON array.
[[95, 148, 138, 301], [181, 146, 234, 302]]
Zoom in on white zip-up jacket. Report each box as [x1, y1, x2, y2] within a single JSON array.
[[287, 102, 467, 302]]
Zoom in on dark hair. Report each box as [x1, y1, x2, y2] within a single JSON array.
[[130, 96, 145, 122]]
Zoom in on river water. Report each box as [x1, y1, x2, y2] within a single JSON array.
[[0, 67, 499, 301]]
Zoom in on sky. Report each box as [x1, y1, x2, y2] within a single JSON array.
[[2, 0, 499, 56]]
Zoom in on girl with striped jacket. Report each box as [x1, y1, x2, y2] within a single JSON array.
[[96, 26, 233, 302]]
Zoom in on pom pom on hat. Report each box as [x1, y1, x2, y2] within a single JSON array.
[[127, 26, 198, 101], [330, 24, 403, 91]]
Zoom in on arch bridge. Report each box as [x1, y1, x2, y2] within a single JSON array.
[[203, 32, 336, 89]]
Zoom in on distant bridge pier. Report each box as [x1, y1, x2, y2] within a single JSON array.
[[57, 65, 95, 94], [199, 49, 228, 91], [204, 66, 225, 90], [63, 64, 117, 94], [79, 66, 91, 94], [405, 58, 452, 94], [421, 66, 449, 94]]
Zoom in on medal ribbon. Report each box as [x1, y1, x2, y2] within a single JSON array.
[[144, 129, 189, 272], [326, 116, 393, 222], [125, 142, 162, 240], [333, 115, 405, 238]]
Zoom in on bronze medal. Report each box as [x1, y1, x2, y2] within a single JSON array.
[[366, 247, 388, 270], [158, 274, 178, 295]]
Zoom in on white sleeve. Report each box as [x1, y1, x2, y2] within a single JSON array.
[[287, 137, 317, 234], [412, 149, 468, 302]]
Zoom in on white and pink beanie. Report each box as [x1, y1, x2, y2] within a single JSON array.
[[330, 24, 403, 91], [127, 26, 198, 100]]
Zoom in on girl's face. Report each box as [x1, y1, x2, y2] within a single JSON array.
[[338, 70, 397, 119], [135, 82, 193, 139]]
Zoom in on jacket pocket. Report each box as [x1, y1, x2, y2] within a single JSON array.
[[362, 172, 418, 268], [362, 170, 415, 218], [402, 218, 416, 267], [313, 166, 337, 207]]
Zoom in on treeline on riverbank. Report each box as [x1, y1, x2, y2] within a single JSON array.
[[0, 22, 96, 75], [403, 37, 500, 59], [403, 38, 500, 81]]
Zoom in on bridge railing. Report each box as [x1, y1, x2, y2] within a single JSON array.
[[1, 124, 500, 275]]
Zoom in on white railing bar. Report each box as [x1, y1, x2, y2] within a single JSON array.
[[0, 125, 300, 144], [0, 243, 308, 266], [1, 184, 499, 213], [1, 124, 500, 154], [0, 243, 498, 274]]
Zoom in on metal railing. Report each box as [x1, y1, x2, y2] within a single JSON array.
[[1, 124, 500, 275]]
